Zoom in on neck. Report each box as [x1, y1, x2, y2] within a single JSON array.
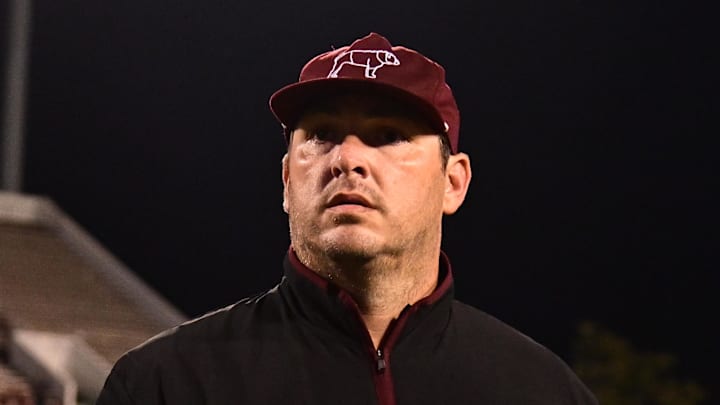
[[299, 249, 440, 348], [355, 273, 438, 348]]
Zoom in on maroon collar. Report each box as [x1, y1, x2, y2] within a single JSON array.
[[280, 246, 456, 348]]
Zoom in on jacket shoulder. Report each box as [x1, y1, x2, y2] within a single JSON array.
[[130, 284, 283, 356], [448, 300, 598, 404], [451, 300, 551, 353], [96, 285, 284, 404]]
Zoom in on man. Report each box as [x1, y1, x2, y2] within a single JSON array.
[[96, 32, 597, 404]]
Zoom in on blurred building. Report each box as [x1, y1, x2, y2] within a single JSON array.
[[0, 191, 187, 404]]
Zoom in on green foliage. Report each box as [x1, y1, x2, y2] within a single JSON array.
[[570, 321, 706, 405]]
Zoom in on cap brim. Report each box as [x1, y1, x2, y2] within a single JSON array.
[[269, 78, 447, 135]]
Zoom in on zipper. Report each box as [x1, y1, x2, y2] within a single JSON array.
[[371, 344, 394, 405], [376, 348, 386, 372], [368, 311, 410, 405], [337, 292, 412, 405]]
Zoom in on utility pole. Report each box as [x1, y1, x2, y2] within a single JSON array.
[[1, 0, 32, 192]]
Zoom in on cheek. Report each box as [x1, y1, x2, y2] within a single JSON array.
[[401, 168, 446, 209], [286, 159, 323, 205]]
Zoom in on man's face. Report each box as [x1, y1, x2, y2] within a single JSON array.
[[282, 92, 453, 263]]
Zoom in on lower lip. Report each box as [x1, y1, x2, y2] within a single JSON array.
[[327, 204, 372, 214]]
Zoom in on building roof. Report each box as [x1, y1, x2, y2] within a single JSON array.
[[0, 190, 187, 365]]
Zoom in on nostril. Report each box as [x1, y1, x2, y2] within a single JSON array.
[[331, 165, 343, 178], [330, 164, 365, 178]]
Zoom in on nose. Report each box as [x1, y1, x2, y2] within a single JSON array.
[[330, 134, 370, 178]]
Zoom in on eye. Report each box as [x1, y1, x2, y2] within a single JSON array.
[[367, 126, 411, 146], [307, 126, 340, 143]]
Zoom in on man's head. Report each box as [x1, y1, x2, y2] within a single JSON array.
[[269, 33, 471, 272]]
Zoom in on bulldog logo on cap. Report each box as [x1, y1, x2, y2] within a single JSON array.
[[328, 49, 401, 79]]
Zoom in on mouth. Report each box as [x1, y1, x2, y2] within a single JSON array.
[[326, 193, 373, 209]]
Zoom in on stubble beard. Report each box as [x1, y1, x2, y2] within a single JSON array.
[[289, 209, 383, 271], [289, 203, 439, 290]]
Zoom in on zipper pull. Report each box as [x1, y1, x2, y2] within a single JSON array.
[[376, 349, 386, 372]]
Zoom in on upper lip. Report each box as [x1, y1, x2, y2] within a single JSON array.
[[326, 193, 373, 208]]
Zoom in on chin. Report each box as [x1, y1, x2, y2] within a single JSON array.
[[321, 231, 379, 260]]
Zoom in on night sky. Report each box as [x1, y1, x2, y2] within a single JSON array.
[[3, 0, 717, 399]]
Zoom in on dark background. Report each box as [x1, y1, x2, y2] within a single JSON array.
[[3, 0, 717, 399]]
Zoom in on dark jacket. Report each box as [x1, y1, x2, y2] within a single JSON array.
[[96, 249, 598, 405]]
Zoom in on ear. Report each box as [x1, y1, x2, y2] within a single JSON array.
[[443, 152, 472, 215], [282, 153, 289, 213]]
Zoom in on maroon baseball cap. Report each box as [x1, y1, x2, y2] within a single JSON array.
[[269, 32, 461, 153]]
